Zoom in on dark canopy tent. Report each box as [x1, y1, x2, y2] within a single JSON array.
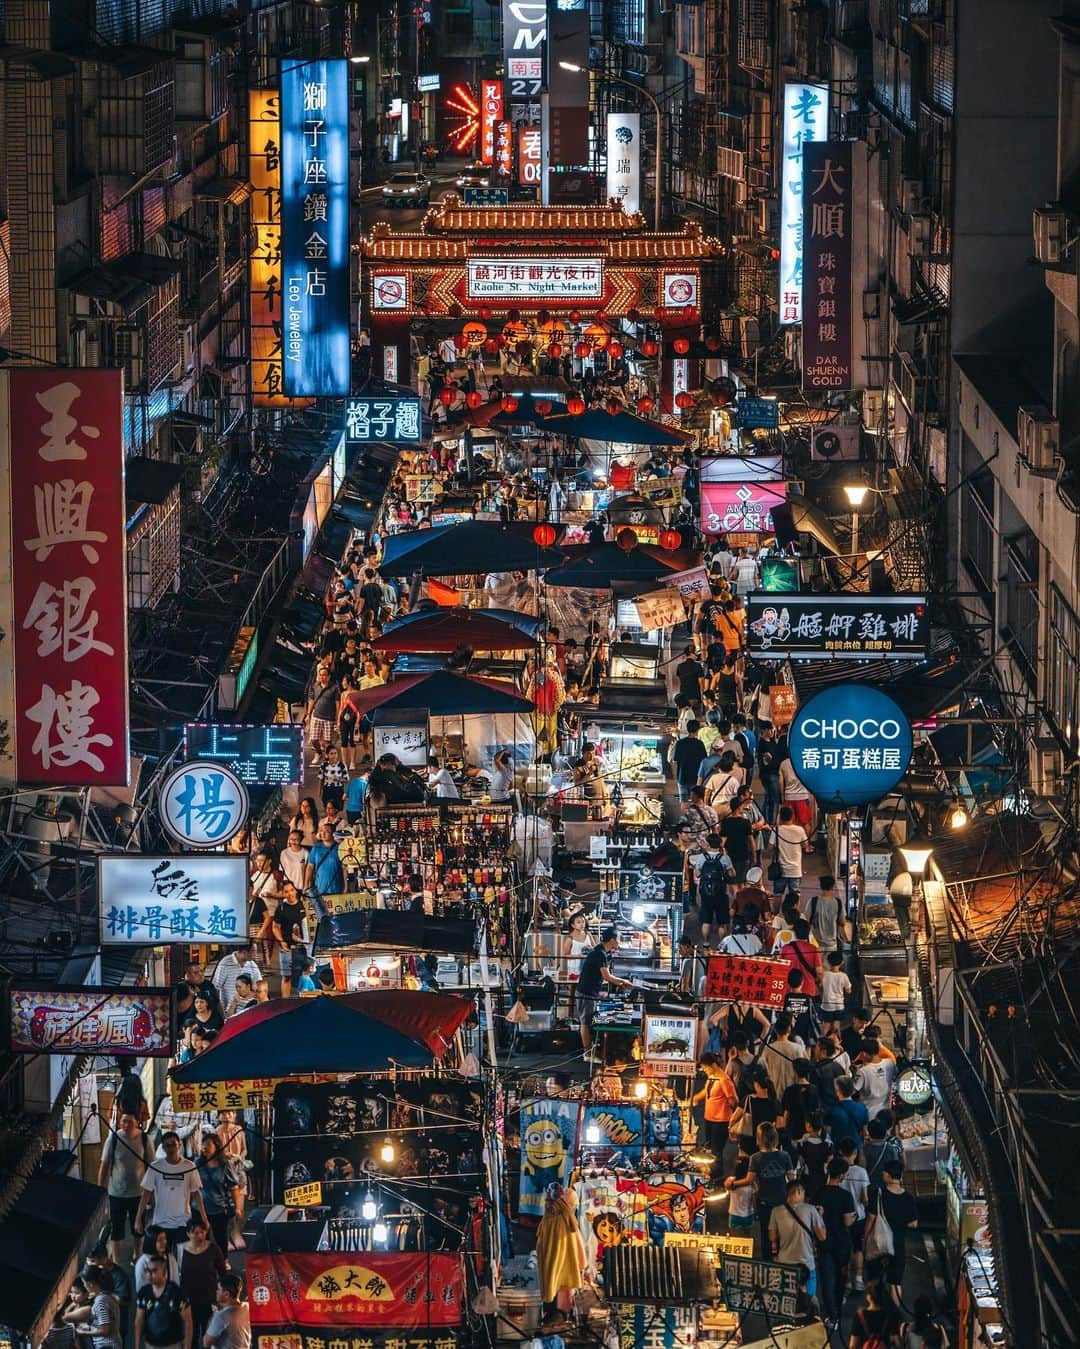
[[170, 990, 474, 1080], [542, 541, 688, 589], [315, 907, 480, 956], [538, 409, 693, 446], [373, 606, 544, 652], [607, 493, 668, 525], [378, 520, 560, 577], [347, 669, 535, 719]]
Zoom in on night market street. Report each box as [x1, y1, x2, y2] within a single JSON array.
[[0, 6, 1076, 1349]]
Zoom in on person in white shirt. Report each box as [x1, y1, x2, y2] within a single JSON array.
[[483, 571, 517, 608], [278, 833, 308, 890], [135, 1131, 208, 1245], [774, 806, 809, 896], [134, 1228, 179, 1292], [212, 944, 262, 1013], [854, 1040, 896, 1119], [731, 550, 759, 596], [719, 919, 763, 957], [426, 757, 460, 799]]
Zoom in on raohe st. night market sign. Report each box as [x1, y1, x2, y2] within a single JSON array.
[[745, 594, 928, 659]]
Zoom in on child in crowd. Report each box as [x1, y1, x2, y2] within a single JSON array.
[[821, 950, 852, 1035], [726, 1154, 755, 1235]]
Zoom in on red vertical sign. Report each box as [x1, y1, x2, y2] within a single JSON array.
[[518, 125, 542, 186], [494, 120, 513, 178], [801, 140, 853, 391], [2, 369, 129, 785], [480, 80, 502, 166]]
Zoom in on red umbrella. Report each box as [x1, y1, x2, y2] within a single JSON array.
[[372, 607, 542, 653]]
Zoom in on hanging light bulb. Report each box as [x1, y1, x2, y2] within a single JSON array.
[[633, 1080, 649, 1100], [372, 1221, 389, 1244], [631, 905, 646, 925], [361, 1191, 378, 1221], [949, 804, 969, 830], [380, 1139, 396, 1164], [585, 1122, 602, 1144]]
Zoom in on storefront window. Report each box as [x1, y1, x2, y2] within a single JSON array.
[[1048, 585, 1080, 756]]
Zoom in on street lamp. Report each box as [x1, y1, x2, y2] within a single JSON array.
[[843, 481, 870, 556], [899, 836, 934, 876], [349, 54, 371, 65], [559, 61, 662, 231]]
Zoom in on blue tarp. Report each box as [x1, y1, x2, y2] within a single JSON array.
[[378, 520, 560, 577], [538, 409, 692, 446]]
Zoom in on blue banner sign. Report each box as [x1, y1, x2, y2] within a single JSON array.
[[281, 58, 350, 397], [345, 397, 423, 442], [735, 396, 780, 430], [463, 187, 509, 206], [788, 683, 914, 808]]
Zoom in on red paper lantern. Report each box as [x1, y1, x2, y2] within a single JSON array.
[[548, 343, 562, 358], [501, 395, 519, 414], [483, 338, 498, 356], [466, 391, 483, 409], [567, 396, 586, 415], [478, 306, 492, 320], [574, 341, 590, 359], [438, 386, 456, 406], [606, 398, 622, 415], [659, 529, 682, 552], [636, 396, 655, 415], [535, 399, 553, 415], [454, 333, 469, 351], [570, 309, 582, 324], [533, 523, 557, 548], [616, 527, 639, 553], [608, 341, 624, 360], [642, 339, 659, 358], [673, 338, 691, 355], [675, 391, 694, 410]]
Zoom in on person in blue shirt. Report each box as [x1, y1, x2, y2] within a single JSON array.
[[304, 821, 344, 896], [345, 761, 371, 824], [825, 1074, 869, 1142], [295, 955, 319, 993]]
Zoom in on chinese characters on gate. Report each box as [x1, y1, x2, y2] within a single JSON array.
[[779, 82, 827, 326], [3, 371, 128, 786], [280, 60, 349, 397], [99, 855, 249, 946], [466, 257, 604, 300], [344, 398, 423, 443], [802, 140, 854, 390], [745, 595, 929, 659]]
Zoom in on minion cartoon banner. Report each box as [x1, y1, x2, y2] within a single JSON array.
[[519, 1099, 579, 1219], [581, 1104, 644, 1167]]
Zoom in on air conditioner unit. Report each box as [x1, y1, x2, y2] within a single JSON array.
[[758, 195, 779, 234], [862, 389, 885, 429], [85, 330, 102, 368], [1033, 204, 1069, 264], [900, 177, 924, 214], [1028, 743, 1063, 798], [908, 213, 932, 255], [717, 146, 746, 181], [1017, 403, 1059, 471]]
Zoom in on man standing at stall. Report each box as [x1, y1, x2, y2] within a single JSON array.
[[577, 926, 636, 1060]]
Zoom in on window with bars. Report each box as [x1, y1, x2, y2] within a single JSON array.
[[1000, 532, 1039, 691], [960, 465, 994, 599], [1048, 585, 1080, 757]]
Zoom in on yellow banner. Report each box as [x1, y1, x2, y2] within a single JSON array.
[[283, 1180, 323, 1208], [170, 1074, 341, 1113], [740, 1325, 829, 1349], [321, 889, 380, 915], [663, 1231, 754, 1258]]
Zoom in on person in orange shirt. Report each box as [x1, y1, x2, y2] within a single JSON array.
[[693, 1052, 738, 1176]]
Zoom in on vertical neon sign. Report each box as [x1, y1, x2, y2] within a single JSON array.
[[281, 59, 350, 397], [779, 82, 827, 327]]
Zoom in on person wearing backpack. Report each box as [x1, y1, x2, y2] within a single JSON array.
[[690, 834, 731, 946], [135, 1254, 192, 1349]]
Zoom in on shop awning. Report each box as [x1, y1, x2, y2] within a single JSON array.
[[314, 907, 480, 956], [170, 990, 474, 1081], [0, 1172, 107, 1339], [64, 252, 181, 313], [349, 669, 534, 719], [378, 520, 560, 577], [373, 606, 544, 653], [539, 409, 693, 446], [542, 541, 687, 589]]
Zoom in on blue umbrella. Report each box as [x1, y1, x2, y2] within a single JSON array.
[[379, 520, 559, 577], [538, 408, 692, 446]]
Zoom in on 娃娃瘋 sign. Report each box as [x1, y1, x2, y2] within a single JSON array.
[[159, 761, 249, 847], [788, 683, 913, 808]]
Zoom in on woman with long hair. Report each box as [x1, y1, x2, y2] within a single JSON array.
[[290, 796, 320, 848]]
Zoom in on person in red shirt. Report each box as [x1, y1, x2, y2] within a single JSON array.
[[777, 918, 823, 998]]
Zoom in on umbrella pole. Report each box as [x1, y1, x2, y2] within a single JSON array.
[[407, 569, 423, 610]]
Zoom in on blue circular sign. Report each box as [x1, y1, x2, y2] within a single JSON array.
[[787, 683, 913, 809], [159, 761, 249, 848]]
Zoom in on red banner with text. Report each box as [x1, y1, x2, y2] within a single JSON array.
[[247, 1253, 464, 1328], [704, 955, 790, 1008]]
